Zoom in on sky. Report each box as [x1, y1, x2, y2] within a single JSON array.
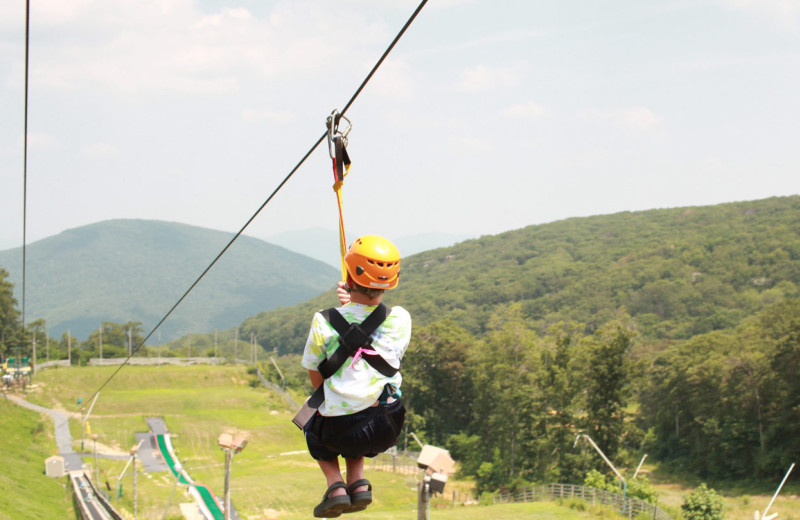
[[1, 0, 799, 254]]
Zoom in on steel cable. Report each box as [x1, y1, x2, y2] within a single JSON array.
[[67, 0, 429, 419]]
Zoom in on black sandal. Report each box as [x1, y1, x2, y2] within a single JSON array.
[[345, 479, 372, 513], [314, 481, 351, 518]]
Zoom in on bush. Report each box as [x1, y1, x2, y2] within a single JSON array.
[[584, 469, 618, 493], [682, 483, 724, 520], [628, 476, 658, 504]]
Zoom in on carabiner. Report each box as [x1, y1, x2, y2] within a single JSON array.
[[326, 109, 352, 159]]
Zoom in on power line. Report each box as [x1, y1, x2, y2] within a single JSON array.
[[70, 0, 430, 417], [22, 0, 30, 345]]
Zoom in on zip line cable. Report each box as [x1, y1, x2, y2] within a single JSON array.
[[66, 0, 429, 420], [22, 0, 30, 344]]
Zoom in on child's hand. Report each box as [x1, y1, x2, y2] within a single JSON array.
[[337, 281, 351, 305]]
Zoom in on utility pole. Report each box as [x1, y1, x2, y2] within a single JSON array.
[[234, 329, 238, 361], [214, 330, 218, 359], [46, 327, 49, 362], [99, 325, 103, 360], [81, 407, 86, 451], [67, 330, 71, 365], [131, 444, 139, 520], [128, 328, 132, 357], [31, 332, 36, 376], [92, 434, 99, 487], [187, 335, 190, 358]]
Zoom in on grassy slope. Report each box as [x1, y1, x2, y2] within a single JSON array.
[[0, 398, 74, 519], [644, 463, 800, 520], [10, 365, 597, 520], [10, 365, 799, 520]]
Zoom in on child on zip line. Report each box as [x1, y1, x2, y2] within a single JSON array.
[[298, 235, 411, 517]]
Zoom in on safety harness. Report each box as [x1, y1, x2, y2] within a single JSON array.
[[292, 303, 402, 435], [308, 303, 399, 410]]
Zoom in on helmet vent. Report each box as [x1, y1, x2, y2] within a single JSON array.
[[356, 265, 365, 275]]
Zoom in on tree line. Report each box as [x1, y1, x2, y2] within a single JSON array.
[[398, 297, 799, 491]]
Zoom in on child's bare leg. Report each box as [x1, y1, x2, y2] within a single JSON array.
[[345, 457, 368, 493], [318, 458, 347, 496]]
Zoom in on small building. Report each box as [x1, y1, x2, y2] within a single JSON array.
[[46, 455, 66, 478]]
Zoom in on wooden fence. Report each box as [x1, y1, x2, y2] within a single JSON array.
[[491, 483, 670, 520], [368, 454, 671, 520]]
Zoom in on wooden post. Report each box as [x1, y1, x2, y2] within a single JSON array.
[[224, 448, 232, 520], [132, 448, 138, 520], [417, 480, 428, 520]]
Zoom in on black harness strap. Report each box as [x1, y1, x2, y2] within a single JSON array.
[[306, 304, 398, 411], [317, 304, 398, 379]]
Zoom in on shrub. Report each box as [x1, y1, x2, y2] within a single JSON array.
[[628, 476, 658, 504], [682, 483, 724, 520]]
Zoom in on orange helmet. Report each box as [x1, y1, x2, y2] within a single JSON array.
[[345, 235, 401, 290]]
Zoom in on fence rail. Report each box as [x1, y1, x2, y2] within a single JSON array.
[[492, 483, 670, 520], [368, 456, 670, 520]]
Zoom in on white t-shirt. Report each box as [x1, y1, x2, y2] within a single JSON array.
[[301, 303, 412, 416]]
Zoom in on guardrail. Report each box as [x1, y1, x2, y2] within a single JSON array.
[[70, 471, 124, 520], [88, 357, 231, 366]]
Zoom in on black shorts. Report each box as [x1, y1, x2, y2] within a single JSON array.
[[304, 400, 405, 461]]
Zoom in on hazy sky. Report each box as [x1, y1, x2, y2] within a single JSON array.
[[1, 0, 799, 252]]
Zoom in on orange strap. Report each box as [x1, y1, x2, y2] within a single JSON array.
[[331, 134, 351, 281]]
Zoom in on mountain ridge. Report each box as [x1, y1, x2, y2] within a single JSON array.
[[241, 195, 800, 355], [0, 219, 339, 341]]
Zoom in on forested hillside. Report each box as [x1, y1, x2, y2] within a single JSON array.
[[0, 219, 338, 340], [246, 196, 800, 488], [244, 196, 800, 354]]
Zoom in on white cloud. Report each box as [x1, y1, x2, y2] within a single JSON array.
[[717, 0, 800, 28], [25, 132, 60, 151], [457, 136, 495, 154], [503, 102, 548, 119], [241, 108, 296, 123], [456, 64, 521, 93], [24, 1, 390, 95], [368, 59, 415, 100], [80, 142, 117, 158], [580, 107, 662, 131]]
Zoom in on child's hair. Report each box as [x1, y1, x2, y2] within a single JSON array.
[[350, 282, 385, 299]]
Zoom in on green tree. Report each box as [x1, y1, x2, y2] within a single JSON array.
[[0, 268, 21, 357], [532, 321, 587, 482], [402, 320, 475, 446], [583, 314, 634, 462], [760, 299, 800, 472], [470, 303, 539, 491]]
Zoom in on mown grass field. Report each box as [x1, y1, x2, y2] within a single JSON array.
[[5, 364, 799, 519], [12, 364, 598, 519], [0, 398, 74, 520]]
